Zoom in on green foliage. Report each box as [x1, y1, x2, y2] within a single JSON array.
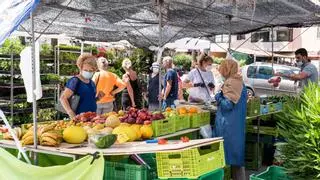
[[40, 43, 53, 56], [173, 53, 192, 70], [38, 108, 57, 121], [213, 57, 224, 65], [276, 83, 320, 179], [0, 38, 25, 55], [239, 59, 246, 67]]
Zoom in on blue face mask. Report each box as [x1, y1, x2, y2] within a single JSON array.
[[81, 71, 94, 79]]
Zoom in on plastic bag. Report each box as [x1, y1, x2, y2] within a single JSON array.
[[200, 124, 212, 138]]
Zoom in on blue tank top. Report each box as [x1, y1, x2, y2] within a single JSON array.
[[65, 77, 97, 114]]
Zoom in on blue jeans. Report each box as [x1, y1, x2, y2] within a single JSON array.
[[162, 98, 176, 110]]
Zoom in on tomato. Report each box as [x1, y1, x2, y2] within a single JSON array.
[[180, 136, 190, 143], [158, 139, 168, 145]]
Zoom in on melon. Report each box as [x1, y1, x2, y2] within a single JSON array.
[[105, 115, 121, 128], [63, 126, 87, 144]]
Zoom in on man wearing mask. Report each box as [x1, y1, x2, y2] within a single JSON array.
[[146, 62, 161, 111], [276, 48, 318, 88], [160, 56, 179, 109]]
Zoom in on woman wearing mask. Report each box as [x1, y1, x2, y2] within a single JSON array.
[[146, 62, 161, 111], [214, 59, 247, 180], [60, 53, 98, 118], [93, 57, 126, 114], [183, 53, 215, 103], [121, 58, 142, 109]]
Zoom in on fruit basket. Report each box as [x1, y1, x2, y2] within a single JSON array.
[[157, 168, 224, 180], [250, 166, 290, 180], [152, 118, 175, 137], [175, 114, 191, 131], [156, 140, 225, 179], [104, 155, 157, 180], [190, 111, 210, 128]]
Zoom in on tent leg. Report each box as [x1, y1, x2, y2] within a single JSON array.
[[157, 0, 163, 111], [30, 12, 38, 165]]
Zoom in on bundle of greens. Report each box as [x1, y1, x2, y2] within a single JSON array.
[[276, 83, 320, 179]]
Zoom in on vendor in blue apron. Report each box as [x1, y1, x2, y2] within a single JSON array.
[[214, 59, 247, 180]]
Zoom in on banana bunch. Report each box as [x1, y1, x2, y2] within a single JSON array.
[[21, 123, 57, 146], [40, 130, 63, 147], [3, 127, 22, 140], [21, 130, 36, 146]]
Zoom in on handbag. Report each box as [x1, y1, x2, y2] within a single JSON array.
[[55, 77, 80, 114]]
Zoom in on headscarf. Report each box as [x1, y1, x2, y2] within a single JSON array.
[[219, 59, 243, 104]]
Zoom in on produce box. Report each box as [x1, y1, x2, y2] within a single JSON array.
[[156, 140, 225, 179], [152, 118, 175, 137], [260, 105, 269, 115], [156, 168, 224, 180], [274, 102, 283, 112], [250, 166, 290, 180], [247, 125, 278, 137], [247, 98, 260, 117], [245, 142, 263, 170], [104, 154, 157, 180], [190, 111, 210, 128], [175, 114, 190, 131]]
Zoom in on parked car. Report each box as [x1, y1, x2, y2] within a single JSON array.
[[242, 63, 300, 96]]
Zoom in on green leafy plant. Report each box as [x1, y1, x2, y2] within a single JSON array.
[[40, 43, 53, 56], [0, 38, 25, 55], [38, 108, 57, 121], [276, 83, 320, 179], [173, 53, 192, 70], [213, 57, 224, 65]]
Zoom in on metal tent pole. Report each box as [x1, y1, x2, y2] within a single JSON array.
[[31, 12, 38, 165], [157, 0, 163, 111], [228, 15, 232, 50]]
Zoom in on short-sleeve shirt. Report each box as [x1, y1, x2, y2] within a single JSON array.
[[187, 68, 215, 101], [301, 63, 319, 88], [92, 71, 126, 104], [66, 77, 97, 115], [163, 69, 178, 100]]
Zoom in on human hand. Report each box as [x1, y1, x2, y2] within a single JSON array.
[[131, 102, 136, 108], [67, 110, 76, 119], [110, 91, 116, 97], [97, 91, 105, 99]]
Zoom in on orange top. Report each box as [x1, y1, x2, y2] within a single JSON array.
[[93, 71, 126, 104]]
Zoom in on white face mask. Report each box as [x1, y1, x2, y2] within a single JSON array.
[[296, 61, 303, 68], [152, 68, 159, 74], [206, 65, 213, 72], [81, 71, 94, 79]]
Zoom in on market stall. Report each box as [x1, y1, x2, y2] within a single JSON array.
[[0, 0, 319, 180]]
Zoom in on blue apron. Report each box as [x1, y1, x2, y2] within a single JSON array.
[[214, 85, 247, 166]]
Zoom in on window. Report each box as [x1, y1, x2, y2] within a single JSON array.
[[251, 31, 270, 42], [214, 34, 229, 43], [237, 34, 246, 40], [247, 66, 257, 78], [275, 69, 292, 80], [257, 66, 273, 79], [276, 29, 293, 42]]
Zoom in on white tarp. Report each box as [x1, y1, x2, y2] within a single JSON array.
[[19, 42, 42, 102], [0, 0, 39, 45]]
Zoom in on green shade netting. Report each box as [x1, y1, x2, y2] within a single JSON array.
[[0, 148, 104, 180]]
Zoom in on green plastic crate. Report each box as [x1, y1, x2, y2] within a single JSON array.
[[190, 111, 210, 128], [157, 168, 224, 180], [250, 166, 290, 180], [152, 118, 175, 137], [247, 125, 278, 137], [245, 142, 263, 170], [104, 154, 157, 180], [175, 114, 191, 131], [156, 140, 225, 179], [224, 166, 231, 180]]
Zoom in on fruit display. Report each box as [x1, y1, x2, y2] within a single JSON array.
[[2, 127, 22, 140]]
